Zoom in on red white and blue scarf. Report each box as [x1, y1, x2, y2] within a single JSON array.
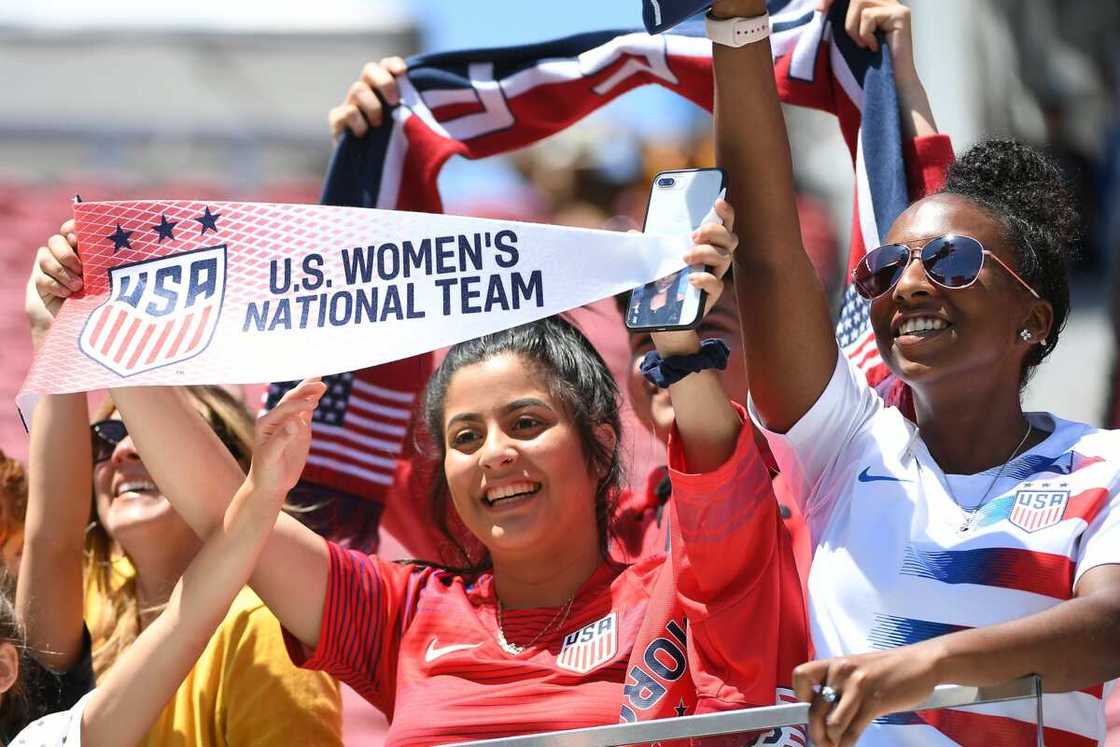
[[267, 0, 909, 523]]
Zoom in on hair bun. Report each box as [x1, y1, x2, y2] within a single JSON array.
[[940, 139, 1079, 375], [944, 139, 1079, 250]]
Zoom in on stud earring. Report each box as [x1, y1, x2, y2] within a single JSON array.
[[1019, 329, 1032, 341]]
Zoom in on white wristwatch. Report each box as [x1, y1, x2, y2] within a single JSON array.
[[704, 11, 771, 48]]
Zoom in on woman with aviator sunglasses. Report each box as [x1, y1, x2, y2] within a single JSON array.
[[90, 417, 245, 466], [854, 234, 1043, 304], [712, 0, 1120, 744]]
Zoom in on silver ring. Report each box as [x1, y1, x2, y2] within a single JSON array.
[[819, 685, 840, 705]]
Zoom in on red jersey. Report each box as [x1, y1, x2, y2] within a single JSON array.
[[285, 406, 808, 745]]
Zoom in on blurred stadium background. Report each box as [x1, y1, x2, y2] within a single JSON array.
[[1, 1, 1118, 737]]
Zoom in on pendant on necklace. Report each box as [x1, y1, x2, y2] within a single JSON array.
[[496, 634, 523, 656]]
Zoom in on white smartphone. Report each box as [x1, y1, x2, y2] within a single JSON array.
[[625, 168, 727, 332]]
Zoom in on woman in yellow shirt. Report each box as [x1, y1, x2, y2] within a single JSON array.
[[14, 372, 326, 746], [20, 231, 342, 745]]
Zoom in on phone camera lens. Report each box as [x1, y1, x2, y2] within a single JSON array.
[[656, 177, 676, 188]]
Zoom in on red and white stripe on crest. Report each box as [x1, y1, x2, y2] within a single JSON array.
[[88, 306, 213, 371], [1009, 490, 1069, 533], [557, 612, 617, 674]]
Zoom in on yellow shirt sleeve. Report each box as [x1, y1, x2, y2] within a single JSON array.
[[143, 587, 342, 747]]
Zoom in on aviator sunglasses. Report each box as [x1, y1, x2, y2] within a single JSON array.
[[91, 418, 243, 464], [851, 234, 1041, 301]]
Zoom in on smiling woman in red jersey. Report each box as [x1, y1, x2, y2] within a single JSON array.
[[46, 206, 809, 745], [710, 0, 1120, 744]]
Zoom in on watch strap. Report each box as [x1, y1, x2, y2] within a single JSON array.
[[704, 12, 771, 48]]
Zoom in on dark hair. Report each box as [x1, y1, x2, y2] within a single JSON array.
[[420, 316, 624, 574], [938, 139, 1078, 377]]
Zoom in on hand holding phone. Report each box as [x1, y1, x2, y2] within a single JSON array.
[[626, 168, 727, 332]]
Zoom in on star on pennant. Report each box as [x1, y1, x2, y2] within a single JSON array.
[[107, 223, 133, 252], [152, 214, 177, 242], [674, 699, 688, 717], [196, 206, 220, 235]]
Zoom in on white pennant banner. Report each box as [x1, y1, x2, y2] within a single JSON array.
[[18, 200, 691, 419]]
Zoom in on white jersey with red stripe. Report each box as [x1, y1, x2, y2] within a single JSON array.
[[752, 351, 1120, 746]]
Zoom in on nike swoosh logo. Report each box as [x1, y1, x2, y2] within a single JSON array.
[[857, 467, 911, 484], [425, 639, 482, 663]]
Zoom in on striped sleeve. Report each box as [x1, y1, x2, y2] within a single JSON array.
[[1074, 486, 1120, 587], [666, 402, 779, 605], [282, 541, 422, 715], [750, 350, 882, 524], [666, 402, 809, 712]]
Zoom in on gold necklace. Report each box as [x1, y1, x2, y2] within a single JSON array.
[[947, 422, 1033, 534], [495, 595, 575, 656]]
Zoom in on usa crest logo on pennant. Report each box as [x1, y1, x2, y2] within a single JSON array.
[[1009, 487, 1070, 532], [557, 612, 617, 674], [78, 246, 227, 377]]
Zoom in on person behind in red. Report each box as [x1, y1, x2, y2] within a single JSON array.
[[336, 0, 954, 580], [34, 203, 809, 743]]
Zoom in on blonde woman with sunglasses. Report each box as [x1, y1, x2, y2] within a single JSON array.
[[11, 376, 319, 746], [710, 0, 1120, 744], [18, 264, 343, 746]]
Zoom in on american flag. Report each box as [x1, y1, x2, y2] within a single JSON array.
[[263, 354, 431, 502], [269, 0, 917, 512]]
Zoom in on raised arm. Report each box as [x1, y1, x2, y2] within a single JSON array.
[[29, 223, 332, 649], [109, 384, 331, 648], [712, 0, 838, 433], [80, 389, 313, 746], [854, 0, 939, 140], [18, 394, 91, 672], [715, 0, 942, 432], [652, 201, 797, 598], [651, 199, 743, 472], [18, 231, 93, 672]]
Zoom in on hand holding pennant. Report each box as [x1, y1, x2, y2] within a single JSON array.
[[17, 200, 692, 423]]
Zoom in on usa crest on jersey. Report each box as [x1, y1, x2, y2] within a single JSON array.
[[557, 612, 617, 674], [78, 246, 226, 377], [1009, 487, 1070, 532]]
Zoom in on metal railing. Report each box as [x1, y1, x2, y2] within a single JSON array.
[[458, 676, 1043, 747]]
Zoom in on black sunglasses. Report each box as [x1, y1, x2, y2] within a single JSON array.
[[851, 234, 1041, 301], [90, 418, 243, 464]]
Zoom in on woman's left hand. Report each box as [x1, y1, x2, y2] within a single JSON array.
[[820, 0, 919, 85], [793, 641, 944, 747], [247, 379, 327, 511], [683, 198, 737, 320]]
